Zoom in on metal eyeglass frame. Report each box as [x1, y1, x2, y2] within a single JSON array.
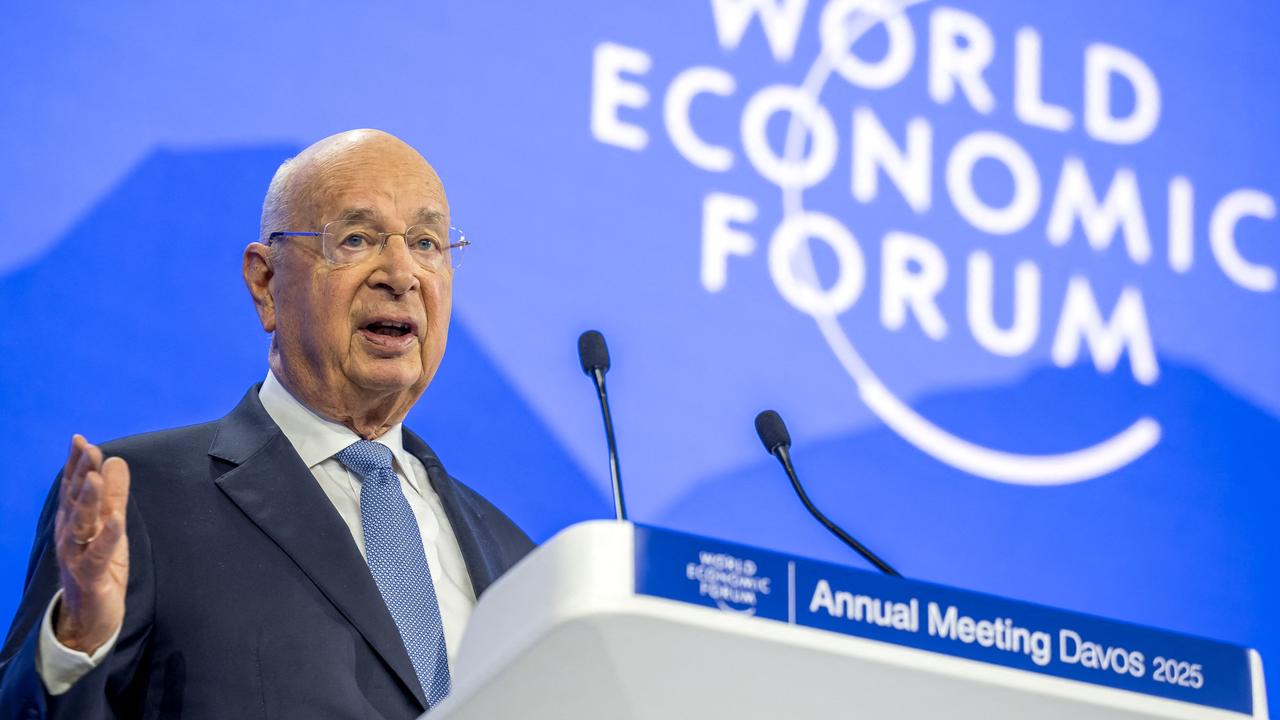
[[267, 222, 471, 270]]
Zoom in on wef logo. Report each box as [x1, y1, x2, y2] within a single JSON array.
[[686, 550, 773, 616], [588, 0, 1276, 485]]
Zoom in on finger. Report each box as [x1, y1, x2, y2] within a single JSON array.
[[67, 470, 104, 544], [73, 442, 105, 500], [59, 435, 86, 507], [82, 442, 104, 473], [68, 443, 100, 503], [100, 457, 131, 520], [60, 451, 92, 536]]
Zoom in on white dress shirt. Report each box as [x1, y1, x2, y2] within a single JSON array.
[[37, 371, 477, 694]]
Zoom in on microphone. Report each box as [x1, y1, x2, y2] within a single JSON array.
[[579, 330, 627, 521], [754, 410, 900, 577]]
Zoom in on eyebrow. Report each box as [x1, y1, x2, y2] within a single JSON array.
[[413, 208, 447, 225]]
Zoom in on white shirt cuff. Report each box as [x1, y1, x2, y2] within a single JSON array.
[[35, 589, 121, 695]]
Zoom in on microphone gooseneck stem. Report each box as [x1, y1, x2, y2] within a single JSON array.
[[593, 368, 627, 521], [774, 446, 900, 577]]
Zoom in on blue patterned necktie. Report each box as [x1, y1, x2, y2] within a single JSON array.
[[335, 440, 452, 706]]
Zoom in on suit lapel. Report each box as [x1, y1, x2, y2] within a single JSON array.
[[402, 430, 505, 599], [208, 388, 428, 711]]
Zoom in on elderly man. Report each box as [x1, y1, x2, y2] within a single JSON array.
[[0, 130, 534, 719]]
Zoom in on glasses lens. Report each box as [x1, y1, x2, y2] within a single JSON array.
[[322, 221, 381, 265], [448, 227, 468, 269], [320, 221, 469, 270], [403, 224, 468, 270], [405, 224, 450, 270]]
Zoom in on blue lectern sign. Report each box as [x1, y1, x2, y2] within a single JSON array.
[[634, 524, 1255, 714]]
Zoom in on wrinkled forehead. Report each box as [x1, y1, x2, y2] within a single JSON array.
[[328, 205, 449, 228], [299, 151, 449, 228]]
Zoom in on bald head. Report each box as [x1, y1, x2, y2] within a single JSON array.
[[260, 129, 445, 243]]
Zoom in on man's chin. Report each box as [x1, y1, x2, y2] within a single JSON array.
[[348, 355, 426, 394]]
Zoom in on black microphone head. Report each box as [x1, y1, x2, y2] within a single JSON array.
[[755, 410, 791, 455], [578, 330, 610, 375]]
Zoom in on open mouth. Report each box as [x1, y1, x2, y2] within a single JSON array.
[[358, 317, 420, 350], [364, 320, 413, 337]]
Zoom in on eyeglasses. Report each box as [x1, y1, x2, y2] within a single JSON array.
[[268, 220, 470, 270]]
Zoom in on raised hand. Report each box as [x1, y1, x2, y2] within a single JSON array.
[[52, 435, 131, 654]]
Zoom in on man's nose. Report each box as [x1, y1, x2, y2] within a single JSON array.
[[370, 234, 419, 295]]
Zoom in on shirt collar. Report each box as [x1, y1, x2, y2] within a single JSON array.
[[258, 371, 419, 492]]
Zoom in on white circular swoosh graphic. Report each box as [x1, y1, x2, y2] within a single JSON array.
[[777, 0, 1161, 485]]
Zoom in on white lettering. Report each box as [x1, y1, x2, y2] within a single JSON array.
[[1051, 277, 1159, 384], [1084, 43, 1161, 145], [1046, 157, 1152, 265], [929, 7, 995, 114], [1168, 176, 1195, 273], [881, 231, 948, 339], [1210, 189, 1277, 292], [852, 107, 932, 213], [821, 0, 916, 90], [701, 192, 759, 292], [742, 85, 839, 188], [928, 602, 957, 637], [947, 131, 1041, 235], [590, 42, 652, 151], [809, 578, 836, 613], [967, 251, 1040, 357], [1014, 28, 1072, 132], [1060, 628, 1083, 663], [710, 0, 810, 62], [769, 211, 866, 315], [665, 66, 737, 172]]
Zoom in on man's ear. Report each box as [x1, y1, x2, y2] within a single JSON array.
[[243, 242, 277, 333]]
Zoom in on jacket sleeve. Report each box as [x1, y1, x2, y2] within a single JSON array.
[[0, 472, 155, 719]]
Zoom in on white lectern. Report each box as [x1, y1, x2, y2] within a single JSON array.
[[428, 521, 1267, 719]]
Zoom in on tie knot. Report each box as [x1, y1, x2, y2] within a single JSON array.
[[335, 440, 395, 481]]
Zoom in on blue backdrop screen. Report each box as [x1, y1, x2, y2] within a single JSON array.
[[2, 0, 1277, 703]]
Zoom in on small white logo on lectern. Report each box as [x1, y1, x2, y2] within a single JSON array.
[[685, 550, 773, 615]]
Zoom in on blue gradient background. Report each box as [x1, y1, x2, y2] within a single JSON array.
[[1, 0, 1277, 705]]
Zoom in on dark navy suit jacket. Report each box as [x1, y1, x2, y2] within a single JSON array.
[[0, 387, 535, 719]]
